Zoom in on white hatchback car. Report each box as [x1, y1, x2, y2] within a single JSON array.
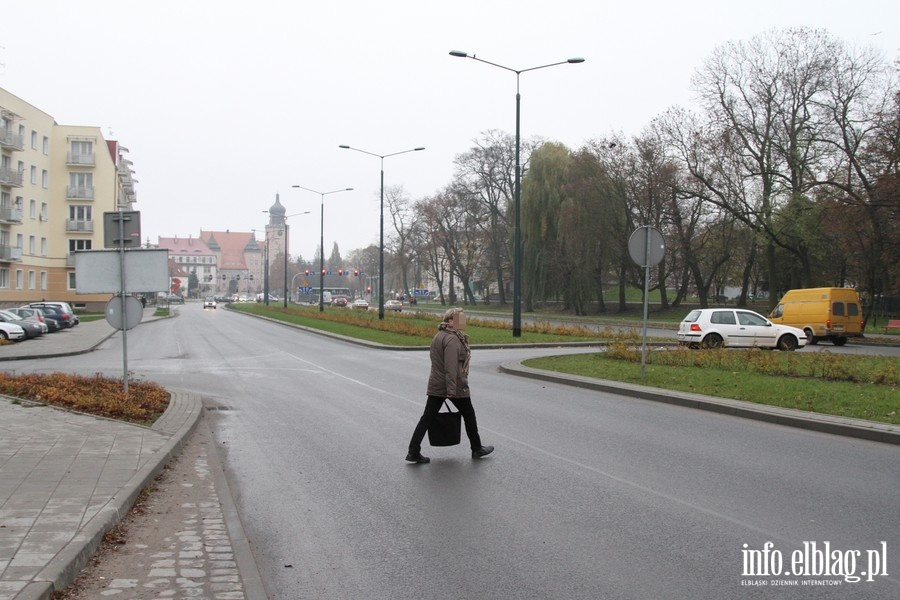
[[677, 308, 807, 351]]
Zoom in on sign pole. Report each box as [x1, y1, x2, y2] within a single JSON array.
[[117, 210, 129, 394]]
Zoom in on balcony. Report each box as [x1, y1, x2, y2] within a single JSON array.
[[67, 152, 96, 166], [66, 186, 94, 200], [0, 244, 23, 262], [0, 207, 23, 224], [66, 219, 94, 232], [0, 166, 24, 188], [0, 128, 24, 151]]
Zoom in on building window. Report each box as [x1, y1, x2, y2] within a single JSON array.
[[40, 202, 48, 221], [0, 268, 9, 289], [31, 131, 37, 150], [40, 237, 47, 256], [68, 172, 93, 199], [16, 234, 23, 250], [69, 239, 92, 252], [40, 271, 47, 290], [29, 199, 36, 219], [28, 270, 35, 290], [67, 272, 76, 290], [43, 136, 49, 154], [70, 140, 93, 164], [42, 170, 48, 188], [30, 165, 37, 185], [28, 236, 35, 255], [16, 269, 23, 290], [70, 205, 92, 221]]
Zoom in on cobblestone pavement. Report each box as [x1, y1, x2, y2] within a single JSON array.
[[61, 416, 251, 600]]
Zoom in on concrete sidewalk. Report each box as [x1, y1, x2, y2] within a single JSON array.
[[0, 307, 261, 599]]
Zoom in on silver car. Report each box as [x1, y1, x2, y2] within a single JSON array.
[[677, 308, 807, 351]]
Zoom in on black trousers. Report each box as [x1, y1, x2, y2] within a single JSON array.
[[409, 396, 482, 453]]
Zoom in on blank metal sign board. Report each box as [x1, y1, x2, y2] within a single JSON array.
[[74, 248, 169, 293]]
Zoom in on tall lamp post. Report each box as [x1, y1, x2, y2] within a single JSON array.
[[450, 50, 584, 336], [338, 145, 424, 319], [292, 186, 353, 312]]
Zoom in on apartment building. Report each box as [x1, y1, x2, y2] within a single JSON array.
[[0, 87, 137, 310], [156, 235, 218, 297]]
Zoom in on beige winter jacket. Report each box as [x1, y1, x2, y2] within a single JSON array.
[[426, 328, 470, 398]]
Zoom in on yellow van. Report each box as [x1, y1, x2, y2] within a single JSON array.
[[769, 287, 862, 346]]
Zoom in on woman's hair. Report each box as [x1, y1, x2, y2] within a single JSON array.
[[442, 307, 464, 322]]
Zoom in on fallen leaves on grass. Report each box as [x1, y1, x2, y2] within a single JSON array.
[[0, 372, 170, 424]]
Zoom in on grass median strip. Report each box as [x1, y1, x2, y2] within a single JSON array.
[[523, 348, 899, 425]]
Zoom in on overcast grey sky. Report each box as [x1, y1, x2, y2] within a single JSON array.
[[3, 1, 898, 261]]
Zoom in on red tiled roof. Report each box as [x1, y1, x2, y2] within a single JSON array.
[[199, 230, 259, 270]]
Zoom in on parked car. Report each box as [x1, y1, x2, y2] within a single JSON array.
[[331, 296, 349, 308], [203, 296, 217, 309], [351, 298, 369, 311], [0, 321, 26, 341], [384, 299, 403, 312], [27, 302, 79, 326], [164, 293, 185, 304], [7, 307, 59, 333], [677, 308, 807, 351], [0, 310, 45, 338], [29, 305, 72, 330]]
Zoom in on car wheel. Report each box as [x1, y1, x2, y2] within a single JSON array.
[[831, 336, 847, 346], [0, 331, 7, 340], [777, 335, 799, 351], [701, 333, 724, 349], [804, 328, 818, 345]]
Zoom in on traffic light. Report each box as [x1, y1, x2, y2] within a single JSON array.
[[305, 269, 310, 276], [338, 269, 344, 276], [322, 269, 327, 276], [249, 274, 254, 281], [366, 285, 372, 292], [353, 268, 359, 276], [222, 274, 226, 280]]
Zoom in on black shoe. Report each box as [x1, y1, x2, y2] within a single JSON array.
[[472, 445, 494, 459], [405, 452, 430, 463]]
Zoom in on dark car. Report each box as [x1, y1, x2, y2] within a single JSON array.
[[8, 307, 60, 332], [31, 305, 73, 329], [0, 310, 45, 339], [28, 302, 79, 327], [331, 296, 349, 308]]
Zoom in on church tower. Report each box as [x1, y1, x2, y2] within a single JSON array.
[[266, 193, 288, 269]]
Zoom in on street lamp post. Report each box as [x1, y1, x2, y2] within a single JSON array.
[[450, 50, 584, 337], [292, 186, 353, 312], [338, 145, 424, 319]]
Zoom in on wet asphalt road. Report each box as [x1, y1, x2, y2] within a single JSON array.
[[10, 304, 900, 599]]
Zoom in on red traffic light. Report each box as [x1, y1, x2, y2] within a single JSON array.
[[305, 269, 310, 276], [366, 286, 372, 292], [354, 268, 359, 276], [338, 269, 344, 276]]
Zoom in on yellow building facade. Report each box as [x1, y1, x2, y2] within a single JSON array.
[[0, 87, 137, 310]]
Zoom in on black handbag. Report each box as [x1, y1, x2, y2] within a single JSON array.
[[427, 400, 462, 447]]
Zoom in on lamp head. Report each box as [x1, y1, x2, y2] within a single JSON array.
[[568, 57, 585, 64], [338, 145, 350, 149], [449, 50, 468, 58]]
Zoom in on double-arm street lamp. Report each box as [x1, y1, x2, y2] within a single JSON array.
[[338, 145, 424, 319], [292, 186, 353, 312], [450, 50, 584, 336]]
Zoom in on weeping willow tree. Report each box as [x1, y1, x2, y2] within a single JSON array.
[[521, 142, 572, 311]]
